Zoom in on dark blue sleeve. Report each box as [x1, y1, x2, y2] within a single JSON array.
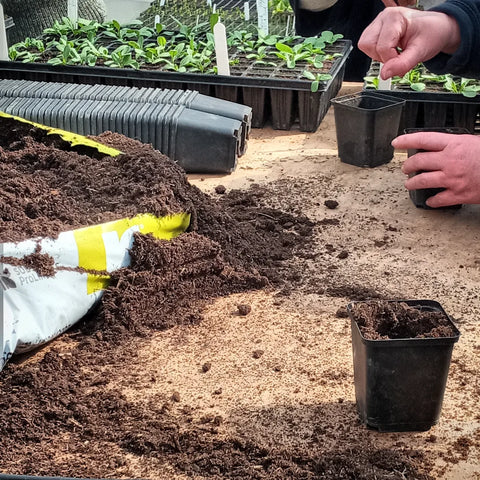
[[424, 0, 480, 79]]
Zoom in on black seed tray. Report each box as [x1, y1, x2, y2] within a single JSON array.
[[364, 62, 480, 135], [0, 39, 351, 132]]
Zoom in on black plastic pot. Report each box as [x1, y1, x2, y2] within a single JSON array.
[[0, 78, 252, 157], [331, 91, 405, 167], [404, 127, 470, 209], [348, 300, 460, 432]]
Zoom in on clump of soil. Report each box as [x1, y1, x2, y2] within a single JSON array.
[[350, 301, 458, 340], [1, 248, 55, 277]]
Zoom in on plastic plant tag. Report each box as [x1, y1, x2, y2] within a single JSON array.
[[160, 0, 166, 5], [378, 63, 392, 90], [244, 1, 250, 21], [214, 22, 231, 76], [256, 0, 269, 34], [0, 4, 8, 61], [67, 0, 78, 23], [0, 212, 191, 371]]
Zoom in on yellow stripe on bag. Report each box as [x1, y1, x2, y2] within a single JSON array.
[[73, 213, 191, 294], [0, 111, 122, 158]]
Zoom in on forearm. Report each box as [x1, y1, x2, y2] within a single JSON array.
[[425, 0, 480, 78]]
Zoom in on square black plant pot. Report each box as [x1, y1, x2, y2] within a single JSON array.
[[348, 299, 460, 432], [331, 91, 405, 167], [404, 127, 471, 209]]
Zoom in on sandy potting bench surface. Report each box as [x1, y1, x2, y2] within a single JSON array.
[[2, 82, 480, 479]]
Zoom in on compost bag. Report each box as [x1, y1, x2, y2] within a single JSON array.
[[0, 212, 190, 370], [0, 112, 192, 371]]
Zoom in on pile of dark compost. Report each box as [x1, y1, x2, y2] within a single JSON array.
[[0, 125, 435, 480]]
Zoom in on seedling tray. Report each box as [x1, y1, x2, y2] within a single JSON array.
[[364, 62, 480, 134], [0, 39, 351, 131], [140, 0, 296, 37]]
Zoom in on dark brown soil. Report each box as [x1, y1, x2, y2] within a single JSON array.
[[0, 124, 439, 479], [349, 301, 458, 340]]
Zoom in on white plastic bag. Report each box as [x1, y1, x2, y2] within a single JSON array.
[[0, 212, 190, 370]]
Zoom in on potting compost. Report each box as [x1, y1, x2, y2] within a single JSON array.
[[349, 300, 458, 340], [0, 115, 314, 367]]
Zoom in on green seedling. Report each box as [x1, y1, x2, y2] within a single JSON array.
[[443, 76, 480, 98], [104, 44, 140, 69], [269, 0, 293, 15], [47, 37, 82, 65], [318, 30, 343, 44], [396, 65, 426, 91], [364, 76, 380, 89], [275, 42, 310, 68], [246, 45, 276, 66], [303, 70, 332, 92]]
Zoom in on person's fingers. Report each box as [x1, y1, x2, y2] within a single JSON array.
[[404, 170, 446, 190], [361, 13, 409, 65], [381, 0, 399, 6], [402, 152, 447, 175], [380, 52, 423, 79], [425, 190, 458, 208], [358, 23, 385, 60], [393, 132, 453, 151]]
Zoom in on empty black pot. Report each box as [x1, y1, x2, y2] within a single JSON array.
[[331, 91, 405, 167]]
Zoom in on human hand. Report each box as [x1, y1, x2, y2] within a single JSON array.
[[358, 7, 461, 79], [393, 132, 480, 207], [381, 0, 416, 7]]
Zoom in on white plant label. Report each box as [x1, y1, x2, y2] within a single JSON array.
[[160, 0, 166, 6], [154, 15, 160, 27], [207, 0, 212, 6], [244, 2, 250, 21], [0, 4, 8, 61], [256, 0, 269, 34], [213, 3, 217, 13], [67, 0, 78, 23], [378, 63, 392, 90], [214, 22, 231, 76]]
